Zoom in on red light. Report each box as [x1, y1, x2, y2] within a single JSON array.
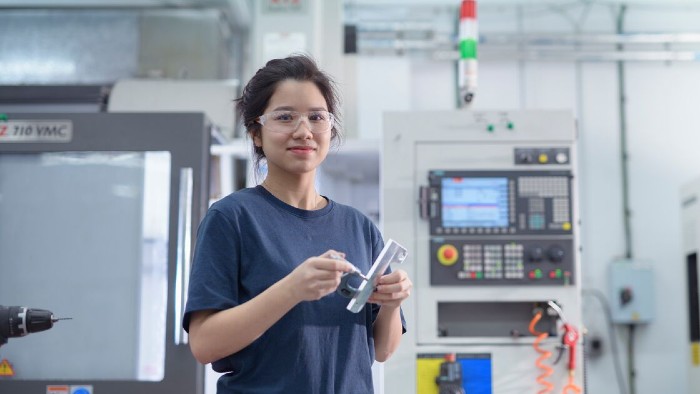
[[461, 0, 477, 19]]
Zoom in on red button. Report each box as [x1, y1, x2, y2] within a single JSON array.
[[443, 248, 455, 260]]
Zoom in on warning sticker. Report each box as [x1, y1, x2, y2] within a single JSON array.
[[70, 385, 93, 394], [46, 385, 69, 394], [0, 358, 15, 377]]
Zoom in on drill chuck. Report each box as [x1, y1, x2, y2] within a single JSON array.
[[0, 306, 58, 341]]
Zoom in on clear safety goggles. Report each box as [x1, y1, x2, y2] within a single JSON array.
[[257, 110, 336, 134]]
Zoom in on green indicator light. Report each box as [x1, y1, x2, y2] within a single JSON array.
[[487, 124, 495, 132], [460, 39, 478, 59], [476, 272, 483, 279], [507, 122, 514, 130], [0, 113, 7, 121]]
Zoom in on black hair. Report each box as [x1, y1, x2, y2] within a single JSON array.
[[235, 54, 342, 177]]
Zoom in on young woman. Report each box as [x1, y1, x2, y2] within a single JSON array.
[[183, 55, 412, 393]]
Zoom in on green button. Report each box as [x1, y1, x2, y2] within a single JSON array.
[[0, 113, 7, 121], [487, 124, 495, 132], [476, 272, 483, 279], [507, 122, 514, 130]]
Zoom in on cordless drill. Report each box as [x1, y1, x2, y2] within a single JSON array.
[[0, 305, 69, 346]]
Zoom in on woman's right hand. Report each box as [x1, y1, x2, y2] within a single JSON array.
[[285, 250, 356, 302]]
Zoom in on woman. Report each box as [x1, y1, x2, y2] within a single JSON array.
[[183, 55, 412, 393]]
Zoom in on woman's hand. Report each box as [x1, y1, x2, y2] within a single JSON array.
[[285, 250, 355, 302], [367, 269, 412, 309]]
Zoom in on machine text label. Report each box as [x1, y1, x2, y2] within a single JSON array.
[[0, 120, 73, 143]]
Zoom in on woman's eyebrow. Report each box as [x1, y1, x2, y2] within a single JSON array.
[[270, 106, 328, 112], [271, 106, 295, 111]]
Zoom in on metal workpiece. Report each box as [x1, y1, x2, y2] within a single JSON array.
[[337, 239, 408, 313]]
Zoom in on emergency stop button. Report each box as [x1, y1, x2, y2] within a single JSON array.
[[437, 244, 459, 266]]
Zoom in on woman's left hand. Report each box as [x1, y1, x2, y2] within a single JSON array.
[[367, 269, 412, 309]]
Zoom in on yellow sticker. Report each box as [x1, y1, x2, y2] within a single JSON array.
[[416, 357, 443, 394], [692, 343, 700, 366], [0, 358, 15, 377]]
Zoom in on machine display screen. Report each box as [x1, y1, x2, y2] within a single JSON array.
[[441, 177, 509, 228]]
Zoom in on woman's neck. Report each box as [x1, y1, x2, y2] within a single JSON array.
[[261, 174, 325, 210]]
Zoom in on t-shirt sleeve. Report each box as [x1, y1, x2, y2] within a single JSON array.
[[182, 208, 240, 332]]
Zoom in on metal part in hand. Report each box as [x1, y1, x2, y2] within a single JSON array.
[[340, 239, 408, 313]]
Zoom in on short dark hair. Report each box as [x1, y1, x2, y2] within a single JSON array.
[[235, 54, 342, 176]]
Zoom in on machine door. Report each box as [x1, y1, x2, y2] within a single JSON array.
[[0, 113, 209, 394]]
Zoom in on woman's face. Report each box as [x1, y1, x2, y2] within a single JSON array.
[[254, 79, 331, 178]]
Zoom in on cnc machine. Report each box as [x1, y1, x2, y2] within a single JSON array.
[[382, 110, 584, 393]]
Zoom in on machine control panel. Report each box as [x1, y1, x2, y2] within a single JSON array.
[[424, 170, 575, 286]]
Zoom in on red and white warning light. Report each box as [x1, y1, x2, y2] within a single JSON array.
[[458, 0, 477, 106]]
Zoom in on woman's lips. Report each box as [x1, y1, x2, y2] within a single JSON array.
[[288, 146, 315, 153]]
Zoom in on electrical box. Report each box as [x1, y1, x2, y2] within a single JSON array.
[[609, 260, 654, 324]]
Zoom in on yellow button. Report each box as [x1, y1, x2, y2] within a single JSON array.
[[437, 244, 459, 266], [563, 222, 572, 231], [538, 153, 549, 163]]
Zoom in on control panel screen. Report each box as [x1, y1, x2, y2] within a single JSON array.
[[441, 177, 509, 228], [427, 169, 575, 286]]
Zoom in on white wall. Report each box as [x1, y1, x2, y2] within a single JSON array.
[[353, 12, 700, 394]]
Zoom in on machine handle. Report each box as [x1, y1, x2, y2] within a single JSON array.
[[174, 167, 194, 345]]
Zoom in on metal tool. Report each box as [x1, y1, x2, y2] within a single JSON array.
[[0, 305, 71, 347], [336, 239, 408, 313], [330, 253, 369, 281]]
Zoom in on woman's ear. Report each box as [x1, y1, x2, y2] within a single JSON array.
[[252, 131, 262, 148]]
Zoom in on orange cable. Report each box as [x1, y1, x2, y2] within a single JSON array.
[[563, 370, 582, 394], [529, 311, 554, 394]]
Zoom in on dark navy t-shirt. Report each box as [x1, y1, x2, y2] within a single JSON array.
[[183, 186, 404, 394]]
